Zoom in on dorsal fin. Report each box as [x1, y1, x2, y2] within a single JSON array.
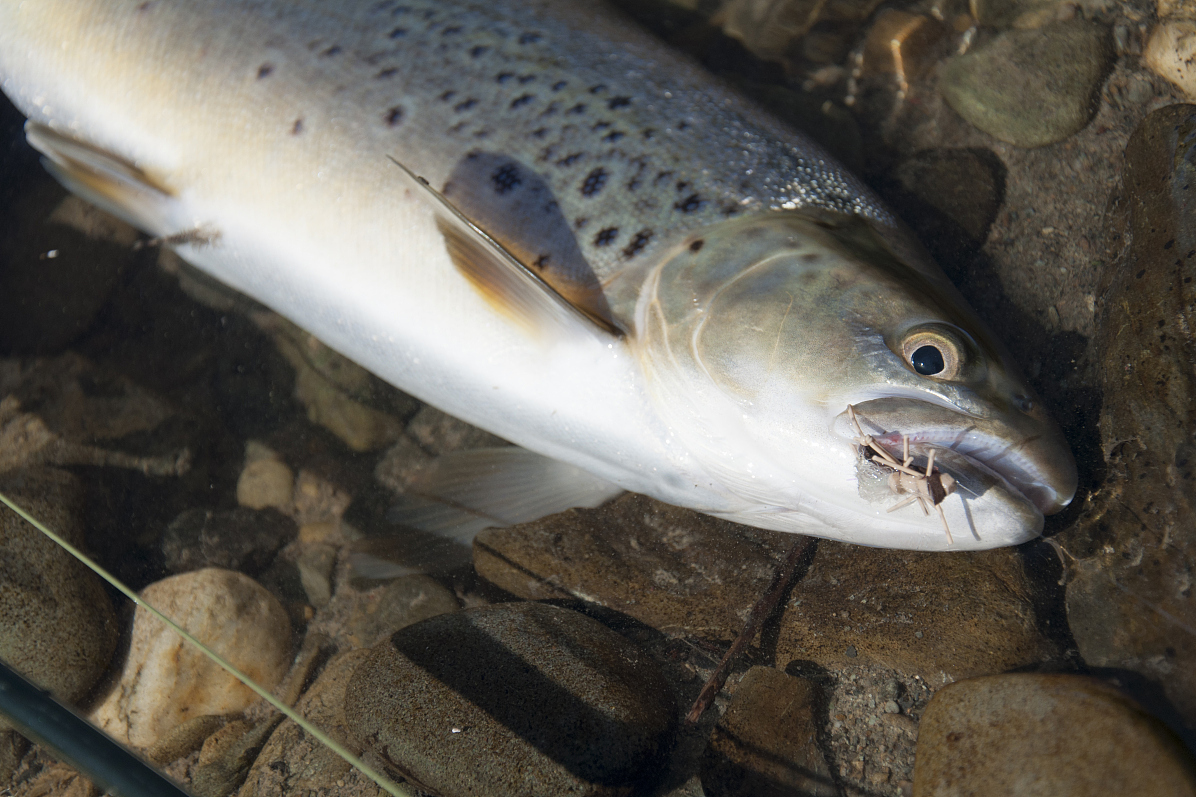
[[387, 156, 621, 339]]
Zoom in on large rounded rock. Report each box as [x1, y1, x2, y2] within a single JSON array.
[[0, 468, 116, 729], [90, 568, 292, 748], [345, 602, 676, 797], [912, 673, 1196, 796]]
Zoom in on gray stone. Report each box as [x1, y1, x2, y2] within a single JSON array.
[[344, 602, 677, 797], [701, 667, 837, 797], [0, 468, 117, 731], [941, 20, 1113, 147], [342, 575, 460, 649], [1064, 104, 1196, 724], [912, 674, 1196, 796], [161, 507, 296, 575]]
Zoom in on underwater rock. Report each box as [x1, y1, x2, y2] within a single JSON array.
[[912, 673, 1196, 796], [1064, 104, 1196, 722], [700, 666, 836, 797], [1145, 20, 1196, 101], [0, 468, 117, 731], [236, 443, 295, 512], [940, 19, 1113, 147], [90, 568, 292, 748], [341, 575, 460, 650], [344, 602, 676, 797], [240, 649, 384, 797], [161, 507, 296, 575], [476, 494, 1056, 683], [970, 0, 1071, 29]]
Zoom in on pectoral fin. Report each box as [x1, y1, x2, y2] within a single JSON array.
[[388, 155, 621, 340], [25, 123, 178, 237]]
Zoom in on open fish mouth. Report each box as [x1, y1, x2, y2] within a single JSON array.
[[834, 398, 1077, 517]]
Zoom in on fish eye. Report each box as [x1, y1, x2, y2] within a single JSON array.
[[900, 327, 964, 380]]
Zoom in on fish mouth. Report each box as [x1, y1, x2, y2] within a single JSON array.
[[834, 397, 1077, 516]]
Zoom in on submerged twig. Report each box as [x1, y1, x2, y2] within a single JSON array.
[[684, 535, 814, 724]]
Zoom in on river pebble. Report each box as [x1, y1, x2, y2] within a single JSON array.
[[90, 568, 292, 748], [1146, 20, 1196, 100], [940, 19, 1113, 147], [701, 666, 836, 797], [0, 468, 117, 731], [1064, 103, 1196, 726], [912, 673, 1196, 796], [161, 507, 295, 575], [344, 601, 677, 797]]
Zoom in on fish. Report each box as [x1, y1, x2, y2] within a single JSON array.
[[0, 0, 1076, 552]]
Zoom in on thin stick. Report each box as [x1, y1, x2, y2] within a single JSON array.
[[684, 535, 813, 724]]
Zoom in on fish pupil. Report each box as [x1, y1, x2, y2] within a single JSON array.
[[911, 345, 944, 375]]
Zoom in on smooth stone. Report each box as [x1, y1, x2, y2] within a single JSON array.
[[0, 468, 117, 731], [912, 674, 1196, 796], [941, 20, 1113, 147], [1145, 21, 1196, 100], [700, 667, 836, 797], [90, 568, 292, 748], [236, 457, 294, 512], [295, 543, 337, 608], [161, 507, 295, 575], [476, 495, 1056, 682], [1064, 104, 1196, 722], [240, 649, 384, 797], [344, 602, 677, 797], [342, 575, 460, 649]]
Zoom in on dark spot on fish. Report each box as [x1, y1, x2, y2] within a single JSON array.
[[643, 129, 656, 140], [321, 45, 343, 57], [689, 239, 704, 252], [675, 193, 704, 213], [519, 75, 536, 84], [557, 153, 584, 167], [623, 229, 653, 258], [136, 2, 156, 12], [678, 120, 690, 130], [603, 131, 625, 142], [1164, 238, 1175, 249], [607, 97, 631, 110], [532, 127, 549, 138], [675, 181, 689, 192], [654, 171, 673, 185], [592, 121, 611, 132], [448, 121, 466, 134], [442, 25, 462, 35], [257, 63, 274, 79], [519, 31, 542, 44], [455, 98, 478, 112], [567, 104, 587, 115], [552, 80, 567, 91], [540, 102, 560, 117], [1136, 269, 1146, 278], [492, 164, 521, 194], [384, 106, 404, 126], [594, 227, 619, 247], [510, 94, 535, 109], [470, 45, 489, 58], [291, 118, 304, 135], [801, 252, 820, 263], [581, 168, 608, 197], [389, 27, 408, 38], [574, 217, 589, 230], [589, 84, 607, 94], [534, 254, 551, 268], [721, 203, 740, 216], [440, 90, 457, 101], [496, 72, 515, 84], [376, 67, 398, 79], [423, 8, 435, 18], [474, 128, 491, 139]]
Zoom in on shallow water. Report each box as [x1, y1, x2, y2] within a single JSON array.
[[1, 0, 1192, 795]]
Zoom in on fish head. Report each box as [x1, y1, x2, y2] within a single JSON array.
[[633, 210, 1077, 551]]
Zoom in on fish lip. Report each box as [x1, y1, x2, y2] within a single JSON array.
[[836, 398, 1076, 516]]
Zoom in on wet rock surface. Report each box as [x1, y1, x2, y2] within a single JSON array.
[[700, 666, 836, 797], [940, 20, 1114, 147], [344, 602, 677, 797], [89, 568, 292, 748], [161, 507, 296, 575], [0, 469, 116, 729], [912, 673, 1196, 796], [1063, 104, 1196, 728]]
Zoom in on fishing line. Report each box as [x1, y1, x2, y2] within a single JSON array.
[[0, 489, 412, 797]]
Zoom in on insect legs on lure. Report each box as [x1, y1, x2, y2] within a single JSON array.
[[846, 404, 957, 543]]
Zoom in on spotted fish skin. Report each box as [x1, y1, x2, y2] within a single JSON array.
[[0, 0, 1076, 551]]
